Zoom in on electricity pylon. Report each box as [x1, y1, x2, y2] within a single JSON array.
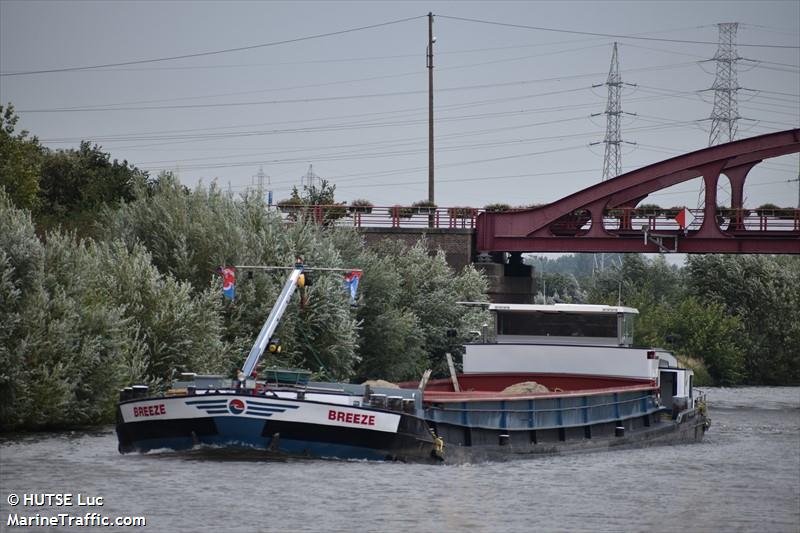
[[591, 42, 635, 181], [708, 23, 740, 146]]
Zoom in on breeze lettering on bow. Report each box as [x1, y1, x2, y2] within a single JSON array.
[[133, 404, 166, 417], [328, 409, 375, 426]]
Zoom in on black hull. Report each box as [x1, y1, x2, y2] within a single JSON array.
[[116, 399, 440, 463]]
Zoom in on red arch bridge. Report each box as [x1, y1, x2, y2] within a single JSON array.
[[286, 128, 800, 255]]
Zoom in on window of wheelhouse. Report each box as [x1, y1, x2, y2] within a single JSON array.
[[618, 312, 635, 347], [495, 311, 617, 339]]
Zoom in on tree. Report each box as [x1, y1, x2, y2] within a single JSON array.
[[352, 239, 488, 382], [686, 255, 800, 385], [37, 141, 149, 235], [0, 104, 42, 211], [278, 179, 347, 225], [630, 295, 745, 385], [102, 182, 360, 380], [0, 189, 233, 430]]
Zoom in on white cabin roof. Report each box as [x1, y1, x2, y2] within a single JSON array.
[[488, 303, 639, 315]]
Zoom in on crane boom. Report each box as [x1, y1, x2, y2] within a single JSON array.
[[241, 265, 303, 377]]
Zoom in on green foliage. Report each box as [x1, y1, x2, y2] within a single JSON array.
[[0, 190, 229, 430], [348, 199, 373, 214], [484, 203, 511, 212], [352, 240, 488, 381], [576, 253, 749, 385], [103, 182, 359, 380], [686, 255, 800, 385], [539, 271, 583, 302], [630, 294, 745, 385], [586, 254, 684, 305], [36, 141, 149, 236], [103, 179, 249, 288], [391, 205, 415, 218], [635, 203, 661, 214], [448, 206, 475, 218], [0, 104, 42, 211], [411, 200, 437, 213], [294, 179, 348, 224]]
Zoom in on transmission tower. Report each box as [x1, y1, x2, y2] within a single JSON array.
[[590, 43, 635, 274], [591, 43, 634, 181], [252, 166, 273, 206], [708, 23, 741, 146], [301, 164, 320, 189]]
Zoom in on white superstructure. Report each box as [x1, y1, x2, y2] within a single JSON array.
[[464, 303, 694, 406]]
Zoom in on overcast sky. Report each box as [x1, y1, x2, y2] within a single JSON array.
[[1, 1, 798, 211]]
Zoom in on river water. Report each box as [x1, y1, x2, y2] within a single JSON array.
[[1, 387, 798, 533]]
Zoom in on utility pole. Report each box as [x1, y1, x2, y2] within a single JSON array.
[[708, 23, 740, 146], [427, 12, 435, 210]]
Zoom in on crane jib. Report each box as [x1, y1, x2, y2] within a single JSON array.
[[241, 267, 303, 377]]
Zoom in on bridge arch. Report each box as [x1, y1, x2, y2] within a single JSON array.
[[476, 128, 800, 254]]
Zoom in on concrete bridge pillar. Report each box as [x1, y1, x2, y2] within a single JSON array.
[[474, 252, 536, 304]]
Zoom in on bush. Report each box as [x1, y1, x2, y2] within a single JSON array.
[[277, 196, 304, 213], [755, 203, 795, 218], [484, 203, 511, 213], [348, 199, 373, 214], [392, 205, 414, 218], [448, 206, 475, 219], [411, 200, 437, 214]]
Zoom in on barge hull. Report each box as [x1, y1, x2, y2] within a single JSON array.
[[436, 408, 708, 463], [116, 394, 438, 462]]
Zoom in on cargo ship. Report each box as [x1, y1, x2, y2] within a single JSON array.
[[117, 265, 707, 463]]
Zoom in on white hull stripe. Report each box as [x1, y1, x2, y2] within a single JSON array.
[[121, 396, 401, 433]]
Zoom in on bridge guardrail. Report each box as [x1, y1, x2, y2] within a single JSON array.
[[274, 204, 800, 233], [275, 204, 480, 229]]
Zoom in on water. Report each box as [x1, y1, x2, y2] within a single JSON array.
[[1, 387, 798, 533]]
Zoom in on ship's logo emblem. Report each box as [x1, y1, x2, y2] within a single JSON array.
[[228, 398, 246, 415], [186, 397, 300, 418]]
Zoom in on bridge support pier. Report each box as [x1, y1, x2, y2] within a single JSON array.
[[474, 252, 536, 304]]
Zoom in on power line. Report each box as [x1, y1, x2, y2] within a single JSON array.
[[137, 120, 702, 175], [19, 60, 700, 114], [0, 15, 426, 77], [436, 14, 800, 49]]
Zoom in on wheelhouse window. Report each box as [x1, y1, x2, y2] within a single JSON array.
[[496, 311, 618, 339]]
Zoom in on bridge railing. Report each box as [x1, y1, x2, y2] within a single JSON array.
[[274, 204, 800, 233], [602, 208, 800, 233], [275, 204, 481, 229]]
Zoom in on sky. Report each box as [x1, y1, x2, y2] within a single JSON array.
[[1, 0, 798, 211]]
